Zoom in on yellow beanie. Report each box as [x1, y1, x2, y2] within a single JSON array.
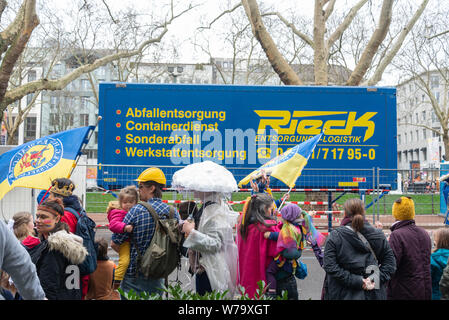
[[392, 197, 415, 221]]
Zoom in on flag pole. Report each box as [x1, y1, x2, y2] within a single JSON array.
[[277, 186, 292, 211], [68, 116, 102, 178]]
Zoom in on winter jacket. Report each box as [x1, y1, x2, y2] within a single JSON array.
[[107, 208, 128, 234], [59, 198, 90, 299], [323, 220, 396, 300], [387, 220, 432, 300], [27, 230, 87, 300], [86, 259, 119, 300], [440, 262, 449, 300], [0, 220, 45, 300], [431, 248, 449, 300], [237, 217, 280, 298]]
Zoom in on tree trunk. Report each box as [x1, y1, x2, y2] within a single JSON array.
[[242, 0, 302, 85], [313, 0, 328, 85]]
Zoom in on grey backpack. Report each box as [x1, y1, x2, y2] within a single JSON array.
[[132, 201, 182, 279]]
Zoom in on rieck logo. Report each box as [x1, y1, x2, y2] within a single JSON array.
[[254, 111, 377, 142], [8, 137, 63, 185]]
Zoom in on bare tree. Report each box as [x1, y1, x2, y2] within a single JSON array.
[[236, 0, 429, 86], [0, 0, 196, 128], [395, 7, 449, 159]]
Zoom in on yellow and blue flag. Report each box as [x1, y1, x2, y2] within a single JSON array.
[[239, 132, 323, 188], [0, 126, 94, 200]]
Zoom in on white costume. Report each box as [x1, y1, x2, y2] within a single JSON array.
[[182, 192, 238, 297]]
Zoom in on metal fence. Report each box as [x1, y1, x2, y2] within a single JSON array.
[[84, 165, 444, 221]]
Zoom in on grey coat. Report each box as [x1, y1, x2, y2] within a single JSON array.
[[440, 262, 449, 300], [0, 220, 46, 300]]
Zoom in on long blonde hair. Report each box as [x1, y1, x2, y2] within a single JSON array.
[[434, 228, 449, 251], [12, 211, 34, 241]]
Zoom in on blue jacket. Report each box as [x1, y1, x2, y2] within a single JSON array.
[[431, 248, 449, 300]]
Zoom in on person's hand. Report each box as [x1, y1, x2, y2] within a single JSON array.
[[110, 240, 120, 253], [306, 233, 317, 246], [362, 278, 375, 290], [250, 180, 259, 193], [182, 220, 195, 237], [124, 224, 133, 233], [264, 232, 271, 239]]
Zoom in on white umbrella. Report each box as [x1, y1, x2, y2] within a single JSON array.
[[171, 160, 238, 194]]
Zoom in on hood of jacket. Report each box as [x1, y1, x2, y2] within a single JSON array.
[[47, 230, 87, 265], [432, 248, 449, 269], [63, 195, 83, 213]]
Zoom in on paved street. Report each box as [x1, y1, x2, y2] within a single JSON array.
[[91, 213, 445, 300]]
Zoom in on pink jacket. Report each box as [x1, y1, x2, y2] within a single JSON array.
[[107, 208, 127, 234], [236, 218, 280, 298]]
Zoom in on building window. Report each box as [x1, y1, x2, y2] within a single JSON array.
[[80, 114, 89, 126], [423, 129, 426, 139], [81, 79, 90, 90], [27, 70, 36, 82], [416, 130, 419, 141], [80, 96, 89, 108], [398, 134, 401, 144], [50, 96, 57, 108], [24, 117, 36, 143], [63, 113, 74, 127], [422, 111, 426, 121], [86, 149, 98, 159], [404, 132, 407, 143], [26, 94, 33, 106], [431, 75, 439, 89], [177, 66, 183, 73], [50, 113, 59, 126], [167, 66, 174, 73]]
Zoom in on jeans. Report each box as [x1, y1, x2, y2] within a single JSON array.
[[120, 273, 164, 300], [276, 274, 298, 300]]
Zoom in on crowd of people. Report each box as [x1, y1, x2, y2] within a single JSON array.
[[1, 167, 449, 301]]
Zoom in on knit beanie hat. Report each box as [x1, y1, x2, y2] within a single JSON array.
[[392, 196, 415, 221]]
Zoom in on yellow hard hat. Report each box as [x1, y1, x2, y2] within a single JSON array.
[[135, 167, 166, 185]]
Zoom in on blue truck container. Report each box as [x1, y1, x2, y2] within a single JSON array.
[[97, 83, 397, 190]]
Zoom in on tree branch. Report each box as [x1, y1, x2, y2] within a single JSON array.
[[327, 0, 369, 50], [198, 2, 242, 30], [242, 0, 302, 85], [364, 0, 429, 86], [263, 11, 313, 47], [346, 0, 393, 86]]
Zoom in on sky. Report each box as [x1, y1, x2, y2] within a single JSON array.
[[41, 0, 433, 86]]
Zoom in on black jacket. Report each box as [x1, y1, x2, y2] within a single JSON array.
[[323, 221, 396, 300], [27, 231, 87, 300]]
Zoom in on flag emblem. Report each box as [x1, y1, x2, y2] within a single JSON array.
[[8, 138, 63, 185]]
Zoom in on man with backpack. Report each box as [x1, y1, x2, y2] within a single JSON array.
[[47, 178, 98, 300], [111, 167, 181, 299]]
